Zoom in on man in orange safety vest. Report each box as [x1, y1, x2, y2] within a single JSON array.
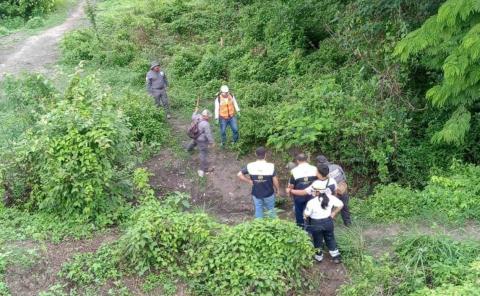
[[214, 85, 240, 147]]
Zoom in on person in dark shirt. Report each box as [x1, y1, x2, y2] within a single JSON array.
[[287, 153, 318, 227], [237, 147, 280, 218]]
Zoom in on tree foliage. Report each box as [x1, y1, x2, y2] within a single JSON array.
[[395, 0, 480, 145]]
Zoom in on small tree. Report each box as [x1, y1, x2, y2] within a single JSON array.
[[394, 0, 480, 145]]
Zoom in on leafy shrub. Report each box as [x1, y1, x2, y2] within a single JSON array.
[[0, 0, 57, 19], [118, 198, 220, 275], [355, 184, 421, 222], [60, 243, 122, 285], [120, 91, 167, 146], [190, 219, 314, 295], [26, 16, 44, 29], [1, 74, 133, 225], [60, 29, 99, 63], [356, 162, 480, 222]]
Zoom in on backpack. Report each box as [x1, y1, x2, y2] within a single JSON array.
[[187, 119, 201, 139]]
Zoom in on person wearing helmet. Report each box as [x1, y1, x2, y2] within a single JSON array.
[[287, 165, 343, 264], [146, 61, 170, 118], [191, 108, 215, 177], [214, 85, 240, 147], [316, 155, 351, 226]]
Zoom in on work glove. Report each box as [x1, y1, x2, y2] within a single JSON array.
[[236, 112, 241, 118], [216, 119, 219, 125]]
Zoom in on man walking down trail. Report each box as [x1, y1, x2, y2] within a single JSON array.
[[316, 155, 351, 226], [146, 61, 170, 118], [288, 153, 318, 228], [214, 85, 240, 147], [237, 147, 280, 219], [192, 109, 215, 177]]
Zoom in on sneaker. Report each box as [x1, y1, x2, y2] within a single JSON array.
[[166, 114, 171, 119], [314, 253, 323, 262], [332, 256, 342, 264], [197, 170, 205, 177], [205, 167, 215, 173]]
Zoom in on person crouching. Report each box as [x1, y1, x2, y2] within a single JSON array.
[[288, 177, 343, 264]]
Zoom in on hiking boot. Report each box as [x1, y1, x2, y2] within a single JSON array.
[[197, 170, 205, 177], [314, 252, 323, 262], [332, 256, 342, 264]]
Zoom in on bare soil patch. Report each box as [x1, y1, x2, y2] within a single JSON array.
[[5, 231, 119, 296]]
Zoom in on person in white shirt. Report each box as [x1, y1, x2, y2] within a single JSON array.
[[287, 164, 343, 264]]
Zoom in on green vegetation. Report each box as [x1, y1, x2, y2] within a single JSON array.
[[57, 169, 314, 295], [1, 0, 480, 295], [0, 0, 74, 36], [340, 234, 480, 296], [355, 161, 480, 222]]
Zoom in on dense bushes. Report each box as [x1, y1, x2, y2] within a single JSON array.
[[191, 219, 314, 295], [355, 161, 480, 222], [0, 0, 63, 33], [59, 170, 314, 295], [1, 74, 132, 224], [340, 235, 480, 296], [1, 73, 167, 227]]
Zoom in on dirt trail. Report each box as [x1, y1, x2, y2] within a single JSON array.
[[0, 1, 86, 80], [144, 116, 257, 224]]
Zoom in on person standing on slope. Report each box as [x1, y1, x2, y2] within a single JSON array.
[[214, 85, 240, 147], [191, 109, 215, 177], [146, 61, 170, 118], [316, 155, 351, 226], [287, 153, 318, 228], [288, 176, 343, 264], [237, 147, 280, 218]]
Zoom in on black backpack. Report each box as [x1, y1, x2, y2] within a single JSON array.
[[187, 120, 201, 139]]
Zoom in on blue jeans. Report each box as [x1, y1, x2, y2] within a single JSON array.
[[220, 116, 239, 144], [252, 194, 276, 218]]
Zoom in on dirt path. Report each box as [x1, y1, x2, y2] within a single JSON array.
[[0, 1, 86, 80], [144, 116, 257, 224]]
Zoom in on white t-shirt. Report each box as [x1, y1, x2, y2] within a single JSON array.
[[304, 194, 343, 219]]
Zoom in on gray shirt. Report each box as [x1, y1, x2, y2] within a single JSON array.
[[192, 112, 214, 144], [146, 70, 169, 95], [328, 163, 346, 184]]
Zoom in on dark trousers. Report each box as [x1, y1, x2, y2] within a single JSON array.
[[307, 217, 338, 252], [293, 196, 311, 227], [338, 193, 351, 226]]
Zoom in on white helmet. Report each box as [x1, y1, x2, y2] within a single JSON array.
[[220, 85, 229, 93]]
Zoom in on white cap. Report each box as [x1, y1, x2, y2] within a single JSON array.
[[201, 109, 211, 117], [311, 180, 329, 193], [220, 85, 229, 93]]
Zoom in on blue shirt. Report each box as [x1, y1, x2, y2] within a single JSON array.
[[241, 160, 276, 198]]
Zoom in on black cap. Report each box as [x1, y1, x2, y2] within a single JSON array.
[[316, 155, 329, 164]]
